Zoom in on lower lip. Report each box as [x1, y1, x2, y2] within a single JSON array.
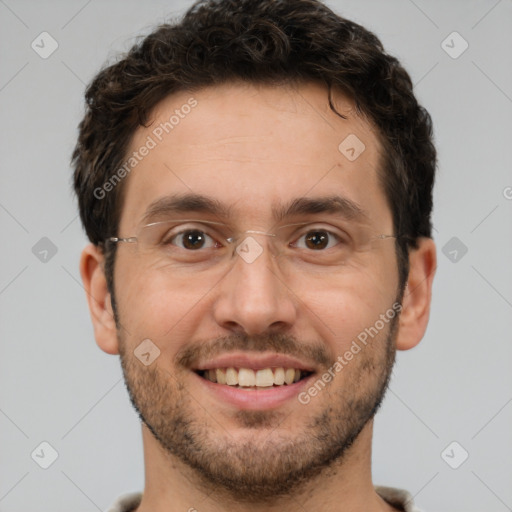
[[194, 372, 314, 410]]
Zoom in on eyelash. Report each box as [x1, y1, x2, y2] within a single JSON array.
[[165, 226, 348, 251]]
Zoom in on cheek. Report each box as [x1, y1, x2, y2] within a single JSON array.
[[296, 265, 397, 353], [114, 243, 399, 354], [115, 262, 212, 344]]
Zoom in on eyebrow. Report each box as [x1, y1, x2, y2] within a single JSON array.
[[273, 195, 369, 224], [141, 193, 235, 225], [140, 192, 370, 225]]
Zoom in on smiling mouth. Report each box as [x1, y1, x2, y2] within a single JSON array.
[[195, 367, 314, 389]]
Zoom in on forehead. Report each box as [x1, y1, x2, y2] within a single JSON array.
[[118, 81, 391, 231]]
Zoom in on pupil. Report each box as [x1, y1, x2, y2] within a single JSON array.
[[183, 230, 205, 250], [305, 231, 328, 250]]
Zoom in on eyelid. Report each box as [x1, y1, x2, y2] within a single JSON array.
[[161, 224, 223, 243], [146, 220, 353, 245], [143, 219, 228, 231], [284, 222, 350, 242]]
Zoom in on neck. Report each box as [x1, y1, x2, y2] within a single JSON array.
[[134, 420, 398, 512]]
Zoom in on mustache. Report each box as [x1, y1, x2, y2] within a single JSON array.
[[175, 332, 332, 369]]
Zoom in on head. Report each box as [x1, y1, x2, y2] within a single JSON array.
[[74, 0, 436, 503]]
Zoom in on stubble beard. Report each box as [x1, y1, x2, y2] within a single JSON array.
[[118, 314, 398, 503]]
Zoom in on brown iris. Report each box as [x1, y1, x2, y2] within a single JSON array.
[[304, 231, 329, 250], [182, 230, 207, 250]]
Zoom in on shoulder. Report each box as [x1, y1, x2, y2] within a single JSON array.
[[105, 492, 143, 512], [375, 485, 424, 512]]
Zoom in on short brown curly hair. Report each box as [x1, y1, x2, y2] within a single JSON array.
[[72, 0, 436, 310]]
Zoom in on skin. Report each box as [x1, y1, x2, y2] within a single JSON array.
[[80, 81, 436, 512]]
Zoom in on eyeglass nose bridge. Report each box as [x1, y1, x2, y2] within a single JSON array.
[[226, 229, 277, 243]]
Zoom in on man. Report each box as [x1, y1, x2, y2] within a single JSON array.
[[73, 0, 436, 510]]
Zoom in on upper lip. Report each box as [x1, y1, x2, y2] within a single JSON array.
[[194, 352, 317, 373]]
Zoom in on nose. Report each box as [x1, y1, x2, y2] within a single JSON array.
[[212, 235, 297, 336]]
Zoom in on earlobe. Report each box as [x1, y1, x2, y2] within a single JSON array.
[[79, 244, 120, 355], [396, 237, 437, 351]]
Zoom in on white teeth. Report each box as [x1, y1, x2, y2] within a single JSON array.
[[226, 367, 238, 385], [284, 368, 295, 385], [203, 367, 306, 387], [238, 368, 256, 387], [216, 368, 227, 384], [274, 367, 285, 385], [255, 368, 274, 387]]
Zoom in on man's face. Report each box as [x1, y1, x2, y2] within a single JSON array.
[[112, 82, 401, 500]]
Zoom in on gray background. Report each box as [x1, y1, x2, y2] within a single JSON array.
[[1, 0, 511, 510]]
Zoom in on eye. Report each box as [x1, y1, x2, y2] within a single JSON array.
[[293, 229, 345, 251], [165, 229, 218, 250]]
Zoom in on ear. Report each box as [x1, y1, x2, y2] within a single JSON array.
[[396, 237, 437, 351], [79, 244, 120, 355]]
